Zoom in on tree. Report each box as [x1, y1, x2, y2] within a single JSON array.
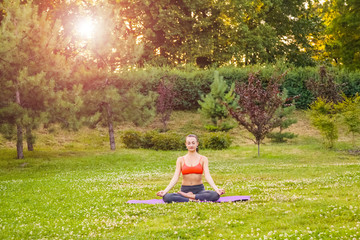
[[225, 73, 284, 156], [115, 0, 232, 67], [267, 89, 298, 143], [323, 0, 360, 70], [335, 93, 360, 147], [114, 0, 324, 67], [156, 75, 176, 132], [198, 70, 235, 131], [0, 0, 76, 158], [69, 1, 154, 150], [308, 97, 338, 148], [306, 66, 342, 103]]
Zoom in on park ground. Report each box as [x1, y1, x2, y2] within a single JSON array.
[[0, 110, 359, 239]]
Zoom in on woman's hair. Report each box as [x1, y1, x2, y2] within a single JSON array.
[[186, 134, 199, 152]]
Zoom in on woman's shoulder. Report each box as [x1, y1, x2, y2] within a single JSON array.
[[176, 156, 184, 163], [199, 155, 208, 162]]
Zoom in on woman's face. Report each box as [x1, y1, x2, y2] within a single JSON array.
[[185, 137, 198, 152]]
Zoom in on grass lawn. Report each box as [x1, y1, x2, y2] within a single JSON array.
[[0, 111, 359, 239]]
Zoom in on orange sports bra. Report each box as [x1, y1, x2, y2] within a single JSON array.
[[181, 157, 203, 175]]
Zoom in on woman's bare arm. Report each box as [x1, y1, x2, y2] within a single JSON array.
[[203, 157, 225, 195], [162, 157, 182, 194], [202, 157, 219, 191]]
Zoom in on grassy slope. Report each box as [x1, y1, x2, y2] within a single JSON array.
[[0, 110, 359, 239]]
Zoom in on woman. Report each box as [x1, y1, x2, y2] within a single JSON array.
[[157, 134, 225, 203]]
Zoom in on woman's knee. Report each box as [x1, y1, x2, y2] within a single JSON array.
[[196, 191, 220, 201], [206, 191, 220, 201], [163, 193, 189, 203], [163, 193, 173, 203]]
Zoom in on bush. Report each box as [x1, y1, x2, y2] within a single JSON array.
[[202, 132, 232, 150], [204, 122, 236, 132], [267, 132, 297, 143], [115, 65, 360, 111], [142, 130, 158, 149], [121, 130, 185, 151], [121, 130, 143, 149], [308, 98, 338, 148], [121, 130, 233, 151], [151, 132, 185, 151]]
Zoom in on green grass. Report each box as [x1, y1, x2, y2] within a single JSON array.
[[0, 111, 360, 239]]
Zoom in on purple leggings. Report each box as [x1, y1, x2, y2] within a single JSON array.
[[163, 184, 220, 203]]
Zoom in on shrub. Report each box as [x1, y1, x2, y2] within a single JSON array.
[[267, 132, 297, 143], [204, 122, 236, 132], [151, 132, 185, 151], [267, 88, 298, 143], [115, 65, 360, 111], [121, 130, 143, 149], [142, 130, 159, 149], [202, 132, 232, 150], [308, 98, 338, 148], [335, 93, 360, 147]]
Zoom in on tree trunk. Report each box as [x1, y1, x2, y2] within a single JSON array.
[[257, 142, 260, 157], [26, 126, 34, 151], [16, 124, 24, 159], [106, 103, 116, 150], [16, 89, 24, 159]]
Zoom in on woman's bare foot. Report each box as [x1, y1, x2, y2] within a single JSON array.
[[178, 191, 196, 200]]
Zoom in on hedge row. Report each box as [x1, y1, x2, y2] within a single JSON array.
[[121, 130, 232, 151], [115, 65, 360, 110]]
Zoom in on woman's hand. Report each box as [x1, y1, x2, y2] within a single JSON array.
[[216, 189, 225, 196], [157, 191, 166, 197]]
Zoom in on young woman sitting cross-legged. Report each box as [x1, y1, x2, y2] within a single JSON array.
[[156, 134, 225, 203]]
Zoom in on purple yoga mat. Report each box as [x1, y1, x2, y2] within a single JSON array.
[[127, 196, 250, 204]]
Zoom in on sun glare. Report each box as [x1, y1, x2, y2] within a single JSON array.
[[76, 16, 96, 39]]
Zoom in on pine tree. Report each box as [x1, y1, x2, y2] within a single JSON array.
[[198, 70, 235, 131], [267, 89, 298, 143], [0, 0, 77, 158], [69, 2, 154, 150]]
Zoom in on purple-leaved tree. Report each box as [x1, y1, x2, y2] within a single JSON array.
[[156, 75, 176, 132], [226, 73, 285, 156]]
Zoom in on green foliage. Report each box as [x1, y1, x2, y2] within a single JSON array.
[[151, 132, 185, 151], [111, 65, 360, 111], [283, 67, 317, 109], [0, 123, 16, 141], [121, 130, 184, 151], [120, 130, 144, 149], [204, 122, 236, 132], [113, 0, 323, 67], [202, 132, 232, 150], [0, 0, 76, 157], [335, 93, 360, 146], [198, 71, 236, 130], [308, 98, 338, 148], [267, 132, 297, 143], [325, 0, 360, 70], [142, 130, 158, 149], [267, 89, 298, 143], [121, 130, 231, 150]]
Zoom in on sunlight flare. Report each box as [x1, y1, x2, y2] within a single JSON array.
[[76, 16, 96, 39]]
